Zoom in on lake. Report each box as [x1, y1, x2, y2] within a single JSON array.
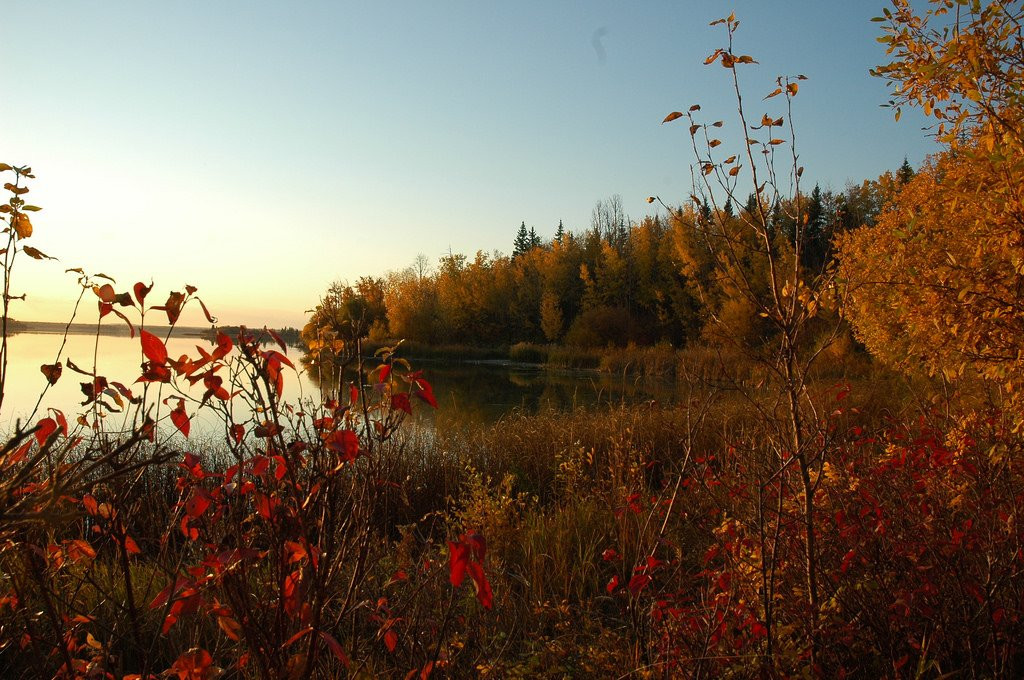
[[1, 331, 678, 437]]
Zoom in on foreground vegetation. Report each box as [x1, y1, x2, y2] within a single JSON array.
[[3, 1, 1024, 677]]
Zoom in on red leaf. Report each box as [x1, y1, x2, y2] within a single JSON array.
[[840, 549, 856, 573], [197, 298, 216, 324], [319, 631, 351, 668], [412, 378, 438, 409], [349, 383, 359, 406], [185, 489, 211, 519], [149, 576, 188, 610], [110, 306, 136, 338], [378, 364, 392, 383], [170, 401, 190, 438], [133, 281, 152, 306], [49, 408, 68, 436], [327, 429, 360, 461], [158, 291, 185, 324], [391, 392, 412, 415], [93, 283, 116, 303], [627, 574, 651, 597], [231, 424, 245, 445], [34, 418, 58, 447], [268, 328, 286, 351], [170, 647, 213, 680], [283, 570, 302, 615], [282, 627, 312, 648], [606, 575, 620, 593], [448, 541, 469, 587], [466, 560, 493, 609], [213, 332, 233, 361], [7, 439, 31, 465], [141, 330, 168, 364], [384, 628, 398, 653]]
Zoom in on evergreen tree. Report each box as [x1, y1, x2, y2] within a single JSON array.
[[722, 198, 735, 218], [529, 226, 541, 249], [897, 157, 915, 185], [513, 221, 530, 257], [554, 220, 565, 244], [698, 200, 713, 226], [743, 193, 758, 216]]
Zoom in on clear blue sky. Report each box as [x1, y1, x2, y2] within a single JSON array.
[[4, 1, 936, 327]]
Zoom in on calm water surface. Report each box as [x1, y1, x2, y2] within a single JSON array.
[[2, 332, 677, 435]]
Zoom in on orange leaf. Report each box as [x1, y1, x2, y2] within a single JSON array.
[[12, 213, 32, 238], [218, 615, 242, 641], [662, 111, 683, 124], [124, 535, 141, 555]]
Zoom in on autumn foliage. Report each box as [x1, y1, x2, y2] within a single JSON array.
[[4, 2, 1024, 677]]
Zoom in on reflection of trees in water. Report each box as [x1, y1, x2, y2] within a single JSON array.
[[300, 356, 681, 427]]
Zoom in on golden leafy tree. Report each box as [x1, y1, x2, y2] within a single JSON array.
[[843, 0, 1024, 397], [839, 148, 1024, 386]]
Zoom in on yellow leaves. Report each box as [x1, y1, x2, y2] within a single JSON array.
[[728, 166, 741, 177], [787, 82, 799, 96], [662, 111, 684, 124], [13, 213, 32, 239], [838, 144, 1024, 409]]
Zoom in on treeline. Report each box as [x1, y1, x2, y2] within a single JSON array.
[[306, 171, 907, 351]]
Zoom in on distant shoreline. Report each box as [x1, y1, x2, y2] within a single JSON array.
[[13, 321, 211, 338]]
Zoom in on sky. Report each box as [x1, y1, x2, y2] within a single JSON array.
[[3, 1, 938, 328]]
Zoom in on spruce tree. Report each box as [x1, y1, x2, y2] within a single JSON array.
[[513, 221, 530, 257], [897, 157, 915, 185], [529, 226, 541, 249]]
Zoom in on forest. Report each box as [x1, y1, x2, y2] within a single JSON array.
[[3, 1, 1024, 678], [306, 177, 896, 353]]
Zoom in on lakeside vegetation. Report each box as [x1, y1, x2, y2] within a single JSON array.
[[3, 3, 1024, 678]]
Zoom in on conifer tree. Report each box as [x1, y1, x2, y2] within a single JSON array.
[[513, 221, 530, 257]]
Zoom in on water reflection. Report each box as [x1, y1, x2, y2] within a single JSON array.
[[3, 333, 679, 435]]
